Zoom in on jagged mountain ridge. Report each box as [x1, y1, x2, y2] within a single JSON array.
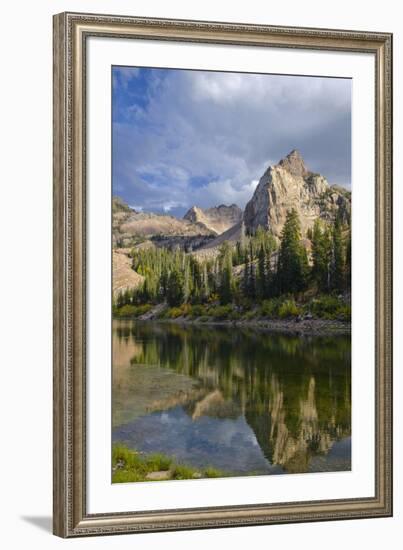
[[113, 151, 350, 249], [243, 150, 351, 238], [183, 204, 242, 235], [112, 203, 216, 249], [112, 197, 243, 251]]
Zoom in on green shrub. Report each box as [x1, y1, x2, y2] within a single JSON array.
[[171, 464, 197, 480], [135, 304, 152, 316], [113, 303, 152, 318], [207, 293, 220, 304], [166, 307, 183, 319], [237, 297, 253, 311], [163, 303, 193, 318], [190, 304, 205, 318], [309, 295, 350, 320], [115, 304, 137, 317], [260, 297, 302, 319], [144, 453, 172, 471], [112, 444, 143, 470], [260, 299, 280, 318], [204, 466, 222, 478], [229, 310, 241, 321], [156, 307, 169, 319], [278, 299, 300, 319], [112, 469, 145, 483], [180, 303, 192, 317], [208, 304, 233, 320], [335, 304, 351, 321], [111, 444, 227, 484], [243, 310, 257, 320]]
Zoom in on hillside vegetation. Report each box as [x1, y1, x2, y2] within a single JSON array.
[[114, 209, 351, 323]]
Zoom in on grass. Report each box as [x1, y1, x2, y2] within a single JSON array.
[[112, 444, 226, 483], [144, 452, 172, 471], [113, 293, 351, 324], [309, 295, 351, 320], [113, 303, 152, 318], [112, 469, 146, 483], [278, 299, 301, 319], [204, 466, 222, 478], [171, 464, 197, 480]]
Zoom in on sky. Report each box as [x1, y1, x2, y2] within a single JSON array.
[[112, 66, 351, 217]]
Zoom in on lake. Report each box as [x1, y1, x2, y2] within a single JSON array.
[[112, 319, 351, 477]]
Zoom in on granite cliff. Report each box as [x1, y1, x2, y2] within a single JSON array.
[[243, 150, 351, 238]]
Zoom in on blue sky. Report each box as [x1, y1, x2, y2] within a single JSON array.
[[112, 66, 351, 217]]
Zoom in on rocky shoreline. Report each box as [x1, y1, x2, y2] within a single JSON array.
[[132, 313, 351, 335]]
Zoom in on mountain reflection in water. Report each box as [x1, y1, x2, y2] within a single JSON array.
[[112, 320, 351, 476]]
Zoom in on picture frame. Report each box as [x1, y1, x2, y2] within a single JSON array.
[[53, 11, 392, 537]]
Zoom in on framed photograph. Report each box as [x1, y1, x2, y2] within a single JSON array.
[[53, 12, 392, 537]]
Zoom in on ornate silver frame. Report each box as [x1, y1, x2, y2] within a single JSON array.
[[53, 12, 393, 537]]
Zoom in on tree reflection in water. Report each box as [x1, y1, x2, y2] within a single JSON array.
[[113, 320, 351, 475]]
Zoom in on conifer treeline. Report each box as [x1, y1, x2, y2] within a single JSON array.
[[115, 209, 351, 309]]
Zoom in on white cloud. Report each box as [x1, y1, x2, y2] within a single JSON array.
[[113, 66, 139, 89], [113, 68, 351, 212], [190, 178, 259, 209], [162, 201, 186, 213]]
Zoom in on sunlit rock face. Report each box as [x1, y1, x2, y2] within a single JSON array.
[[112, 249, 144, 298], [112, 196, 216, 249], [184, 204, 242, 235], [243, 150, 351, 239]]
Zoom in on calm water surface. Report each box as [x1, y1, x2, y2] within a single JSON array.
[[112, 320, 351, 476]]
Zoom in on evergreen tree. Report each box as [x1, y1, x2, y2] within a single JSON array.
[[183, 261, 191, 303], [311, 219, 330, 291], [116, 291, 124, 308], [201, 262, 209, 302], [276, 209, 308, 294], [159, 267, 168, 299], [219, 243, 233, 304], [345, 229, 351, 290], [242, 252, 255, 299], [323, 226, 332, 290], [243, 253, 250, 297], [249, 255, 256, 299], [257, 244, 267, 299], [115, 207, 353, 312], [263, 233, 276, 297], [265, 254, 274, 298], [255, 225, 266, 248], [331, 217, 345, 292], [240, 221, 247, 263], [234, 241, 240, 266], [166, 269, 184, 307]]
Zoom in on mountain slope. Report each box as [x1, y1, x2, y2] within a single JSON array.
[[192, 222, 243, 260], [183, 204, 242, 235], [112, 249, 144, 297], [112, 197, 215, 248]]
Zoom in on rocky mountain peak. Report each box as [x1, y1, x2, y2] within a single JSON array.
[[277, 149, 309, 177], [243, 152, 351, 239], [185, 205, 202, 217]]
